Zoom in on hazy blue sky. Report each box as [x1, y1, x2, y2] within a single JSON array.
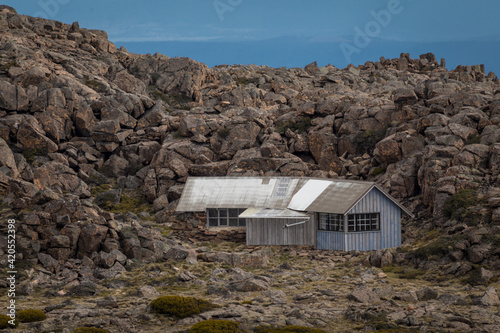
[[5, 1, 500, 72], [7, 0, 500, 42]]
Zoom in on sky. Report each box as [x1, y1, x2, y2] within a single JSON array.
[[4, 1, 500, 73]]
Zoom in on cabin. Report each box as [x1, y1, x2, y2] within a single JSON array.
[[176, 177, 413, 251]]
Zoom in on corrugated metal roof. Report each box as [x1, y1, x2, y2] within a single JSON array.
[[239, 208, 310, 219], [289, 180, 374, 214], [176, 176, 412, 217], [175, 177, 299, 212], [287, 179, 332, 211]]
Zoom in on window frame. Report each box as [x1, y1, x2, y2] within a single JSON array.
[[206, 208, 246, 227], [347, 213, 380, 232], [317, 213, 344, 232]]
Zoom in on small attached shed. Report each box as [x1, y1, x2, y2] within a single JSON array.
[[176, 177, 413, 251]]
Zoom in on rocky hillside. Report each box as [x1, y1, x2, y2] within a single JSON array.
[[0, 5, 500, 332]]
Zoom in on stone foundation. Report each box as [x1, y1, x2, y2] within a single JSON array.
[[172, 212, 246, 243]]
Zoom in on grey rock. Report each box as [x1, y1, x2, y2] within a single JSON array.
[[480, 287, 500, 306], [348, 284, 381, 304], [68, 281, 97, 296]]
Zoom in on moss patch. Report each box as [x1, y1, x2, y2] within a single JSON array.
[[371, 166, 387, 176], [254, 325, 327, 333], [84, 79, 107, 93], [22, 148, 49, 165], [409, 238, 453, 261], [354, 128, 387, 155], [74, 328, 111, 333], [189, 320, 240, 333], [276, 117, 312, 134], [108, 193, 153, 216]]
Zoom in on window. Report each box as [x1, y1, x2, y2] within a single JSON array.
[[318, 213, 344, 231], [347, 213, 380, 232], [207, 208, 246, 227]]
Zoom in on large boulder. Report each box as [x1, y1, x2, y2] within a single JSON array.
[[17, 119, 58, 153], [348, 284, 381, 304], [0, 81, 28, 111], [33, 162, 90, 198], [308, 131, 341, 173], [77, 224, 109, 258], [0, 138, 19, 178]]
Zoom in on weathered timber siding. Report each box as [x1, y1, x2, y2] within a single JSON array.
[[316, 187, 401, 251], [346, 187, 401, 251], [246, 216, 315, 246], [316, 230, 344, 250]]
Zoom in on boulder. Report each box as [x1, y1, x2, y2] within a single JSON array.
[[77, 224, 109, 258], [37, 253, 60, 273], [348, 284, 381, 304], [0, 138, 19, 178], [308, 131, 341, 173], [0, 81, 28, 111], [137, 285, 160, 298], [416, 287, 438, 301], [479, 287, 500, 306], [68, 281, 97, 296], [33, 162, 90, 198], [229, 278, 269, 292], [17, 119, 58, 153]]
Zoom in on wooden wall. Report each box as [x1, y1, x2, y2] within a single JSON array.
[[246, 216, 315, 246], [316, 187, 401, 251]]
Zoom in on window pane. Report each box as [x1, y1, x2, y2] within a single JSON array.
[[207, 209, 217, 218], [229, 218, 238, 226], [229, 209, 239, 217], [319, 213, 328, 230], [208, 218, 218, 227], [219, 209, 227, 217], [348, 215, 355, 232], [239, 219, 246, 227], [219, 217, 228, 226]]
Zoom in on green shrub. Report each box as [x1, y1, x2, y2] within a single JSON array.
[[150, 295, 219, 319], [443, 189, 478, 219], [149, 88, 192, 110], [90, 184, 113, 197], [84, 79, 107, 93], [464, 135, 481, 145], [0, 314, 18, 328], [398, 268, 426, 279], [74, 328, 111, 333], [18, 309, 46, 323], [371, 167, 387, 176], [410, 238, 451, 260], [109, 193, 153, 216], [218, 128, 231, 139], [0, 59, 17, 72], [276, 117, 312, 134], [254, 326, 327, 333], [22, 148, 49, 165], [354, 129, 387, 154], [463, 267, 486, 286], [190, 320, 240, 333], [235, 77, 258, 86]]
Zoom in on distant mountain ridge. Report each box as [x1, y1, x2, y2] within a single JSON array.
[[118, 38, 500, 75]]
